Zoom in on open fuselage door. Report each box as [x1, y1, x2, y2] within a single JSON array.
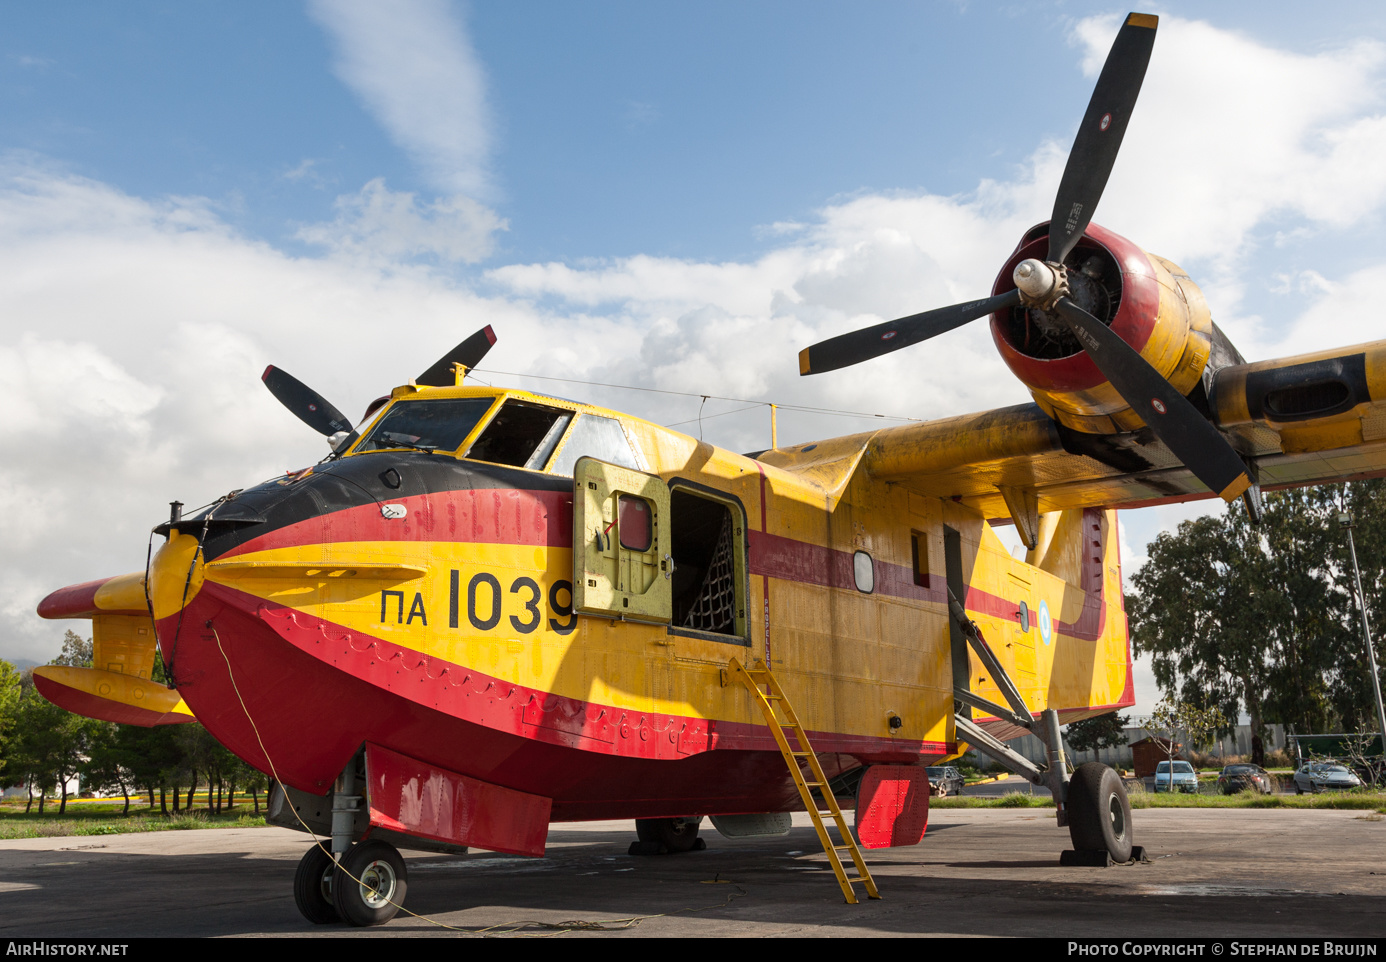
[[572, 456, 672, 622]]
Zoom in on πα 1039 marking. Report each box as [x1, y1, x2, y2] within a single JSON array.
[[380, 572, 576, 636]]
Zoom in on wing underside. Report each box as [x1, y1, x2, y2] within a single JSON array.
[[760, 340, 1386, 524]]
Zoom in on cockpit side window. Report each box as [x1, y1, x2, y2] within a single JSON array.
[[465, 401, 573, 470], [548, 414, 640, 476], [355, 398, 495, 454]]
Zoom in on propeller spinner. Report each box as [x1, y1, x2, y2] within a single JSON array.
[[797, 13, 1254, 505]]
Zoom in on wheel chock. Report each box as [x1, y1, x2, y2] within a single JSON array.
[[1060, 845, 1150, 867]]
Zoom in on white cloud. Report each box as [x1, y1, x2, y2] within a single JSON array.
[[307, 0, 506, 265], [1077, 16, 1386, 283], [298, 178, 507, 264], [307, 0, 492, 198]]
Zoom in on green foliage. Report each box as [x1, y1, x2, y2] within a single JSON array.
[[0, 660, 20, 778], [1128, 480, 1386, 759], [52, 630, 93, 668], [1064, 712, 1130, 753], [1144, 699, 1227, 769]]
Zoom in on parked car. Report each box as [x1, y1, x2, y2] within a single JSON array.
[[1217, 763, 1273, 794], [926, 766, 965, 797], [1292, 762, 1362, 793], [1154, 760, 1198, 793]]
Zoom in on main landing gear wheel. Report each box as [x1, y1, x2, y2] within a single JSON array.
[[1066, 762, 1133, 863], [293, 843, 339, 924], [332, 840, 408, 927], [634, 816, 706, 853]]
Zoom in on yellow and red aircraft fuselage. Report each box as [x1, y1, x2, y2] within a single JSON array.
[[37, 383, 1131, 844]]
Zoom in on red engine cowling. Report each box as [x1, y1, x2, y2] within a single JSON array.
[[989, 222, 1214, 435]]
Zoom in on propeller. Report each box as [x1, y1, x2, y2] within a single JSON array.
[[797, 13, 1254, 503], [261, 366, 354, 438], [417, 325, 497, 387], [798, 290, 1021, 376], [262, 326, 500, 451]]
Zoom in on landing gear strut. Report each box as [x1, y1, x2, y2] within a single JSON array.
[[946, 589, 1143, 865]]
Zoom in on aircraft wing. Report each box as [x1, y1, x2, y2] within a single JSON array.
[[760, 339, 1386, 525]]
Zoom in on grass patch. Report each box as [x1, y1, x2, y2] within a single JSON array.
[[0, 802, 268, 840], [934, 791, 1054, 809]]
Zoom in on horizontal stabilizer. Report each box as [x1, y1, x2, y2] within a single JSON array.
[[32, 666, 194, 727]]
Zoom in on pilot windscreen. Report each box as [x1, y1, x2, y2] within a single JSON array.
[[356, 398, 495, 453]]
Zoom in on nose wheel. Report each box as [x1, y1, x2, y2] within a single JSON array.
[[294, 840, 408, 927], [292, 843, 339, 924], [333, 840, 408, 926]]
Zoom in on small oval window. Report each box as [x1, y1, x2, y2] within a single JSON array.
[[1019, 601, 1030, 632], [618, 496, 652, 551], [853, 551, 874, 594]]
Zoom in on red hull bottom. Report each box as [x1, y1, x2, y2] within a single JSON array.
[[164, 583, 947, 821]]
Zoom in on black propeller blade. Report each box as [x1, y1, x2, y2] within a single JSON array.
[[798, 290, 1021, 375], [261, 366, 354, 438], [1047, 12, 1158, 264], [417, 325, 497, 387], [1052, 297, 1250, 500]]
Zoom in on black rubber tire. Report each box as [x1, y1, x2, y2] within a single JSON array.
[[635, 817, 703, 853], [1066, 763, 1133, 862], [332, 840, 407, 927], [293, 843, 339, 924]]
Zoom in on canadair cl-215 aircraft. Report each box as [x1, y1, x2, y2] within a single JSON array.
[[31, 13, 1386, 925]]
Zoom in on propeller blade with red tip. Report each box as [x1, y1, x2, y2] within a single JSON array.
[[1047, 12, 1159, 265], [417, 325, 498, 387]]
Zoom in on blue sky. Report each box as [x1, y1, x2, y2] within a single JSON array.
[[10, 0, 1386, 265], [4, 2, 1386, 713]]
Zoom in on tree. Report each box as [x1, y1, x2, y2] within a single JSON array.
[[53, 630, 93, 668], [1128, 481, 1386, 764], [0, 660, 21, 783], [82, 722, 134, 813], [1145, 699, 1226, 787], [1064, 712, 1130, 754]]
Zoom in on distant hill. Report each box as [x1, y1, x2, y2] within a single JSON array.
[[1, 657, 39, 671]]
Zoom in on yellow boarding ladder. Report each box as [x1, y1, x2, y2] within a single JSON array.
[[727, 657, 880, 904]]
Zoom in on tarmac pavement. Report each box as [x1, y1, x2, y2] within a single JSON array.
[[0, 807, 1382, 938]]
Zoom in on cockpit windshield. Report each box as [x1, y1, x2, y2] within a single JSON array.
[[355, 398, 495, 454]]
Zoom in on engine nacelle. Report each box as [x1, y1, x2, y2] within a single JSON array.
[[989, 222, 1214, 435]]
